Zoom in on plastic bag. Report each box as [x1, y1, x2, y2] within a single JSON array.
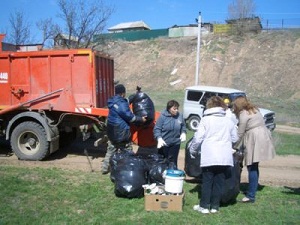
[[113, 155, 148, 198], [145, 153, 176, 185], [110, 150, 135, 183], [184, 138, 202, 178], [221, 154, 242, 204], [128, 86, 155, 126]]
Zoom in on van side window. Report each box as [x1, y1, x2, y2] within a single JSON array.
[[200, 92, 215, 106], [218, 94, 230, 100], [187, 91, 203, 102]]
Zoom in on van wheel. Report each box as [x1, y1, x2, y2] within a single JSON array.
[[187, 116, 200, 132], [11, 121, 49, 161]]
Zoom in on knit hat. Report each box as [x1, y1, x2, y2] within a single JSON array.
[[224, 98, 230, 104], [115, 84, 126, 94]]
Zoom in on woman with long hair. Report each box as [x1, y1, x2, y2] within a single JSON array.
[[232, 96, 275, 203]]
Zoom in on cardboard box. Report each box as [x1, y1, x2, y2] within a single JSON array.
[[144, 192, 184, 212]]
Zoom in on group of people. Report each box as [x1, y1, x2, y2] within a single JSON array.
[[189, 95, 275, 214], [101, 84, 186, 174], [102, 83, 275, 214]]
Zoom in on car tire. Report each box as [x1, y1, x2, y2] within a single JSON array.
[[187, 115, 201, 132], [11, 121, 49, 160]]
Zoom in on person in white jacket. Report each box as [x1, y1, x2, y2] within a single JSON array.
[[189, 96, 238, 214]]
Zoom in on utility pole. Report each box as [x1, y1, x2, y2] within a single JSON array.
[[195, 12, 202, 85]]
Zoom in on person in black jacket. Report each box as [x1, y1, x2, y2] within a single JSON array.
[[101, 84, 146, 174]]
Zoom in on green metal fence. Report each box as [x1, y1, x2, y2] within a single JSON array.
[[94, 29, 168, 42]]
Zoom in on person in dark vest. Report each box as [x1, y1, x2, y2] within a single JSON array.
[[101, 84, 146, 174]]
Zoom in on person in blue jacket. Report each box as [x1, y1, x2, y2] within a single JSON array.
[[153, 100, 187, 169], [101, 84, 146, 174]]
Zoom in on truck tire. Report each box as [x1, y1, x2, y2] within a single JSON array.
[[187, 115, 201, 132], [11, 121, 49, 161]]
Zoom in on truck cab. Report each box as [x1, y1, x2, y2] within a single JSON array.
[[183, 85, 276, 132]]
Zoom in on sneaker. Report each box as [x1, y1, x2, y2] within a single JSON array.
[[210, 209, 218, 213], [193, 205, 210, 214], [241, 197, 254, 203]]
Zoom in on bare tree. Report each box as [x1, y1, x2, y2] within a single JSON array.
[[8, 10, 31, 45], [36, 18, 61, 48], [57, 0, 114, 49], [228, 0, 256, 20], [227, 0, 258, 35]]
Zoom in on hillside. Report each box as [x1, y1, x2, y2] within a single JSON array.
[[96, 30, 300, 126]]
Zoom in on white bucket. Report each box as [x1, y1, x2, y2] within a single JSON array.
[[164, 170, 185, 194]]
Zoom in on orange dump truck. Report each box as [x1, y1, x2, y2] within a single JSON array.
[[0, 35, 114, 160]]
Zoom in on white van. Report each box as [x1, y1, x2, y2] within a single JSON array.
[[183, 85, 276, 131]]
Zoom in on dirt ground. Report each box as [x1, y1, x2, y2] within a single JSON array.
[[0, 126, 299, 189]]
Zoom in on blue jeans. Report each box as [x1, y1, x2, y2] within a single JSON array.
[[200, 166, 228, 210], [246, 162, 259, 201]]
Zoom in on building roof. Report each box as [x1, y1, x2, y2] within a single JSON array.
[[108, 21, 151, 31]]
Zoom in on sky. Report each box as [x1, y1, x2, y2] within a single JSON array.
[[0, 0, 299, 43]]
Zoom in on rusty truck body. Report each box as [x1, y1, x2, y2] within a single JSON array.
[[0, 35, 114, 160]]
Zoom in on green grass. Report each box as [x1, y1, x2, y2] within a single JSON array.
[[1, 131, 299, 224], [272, 132, 300, 155], [0, 166, 299, 225], [182, 130, 300, 156], [143, 90, 185, 112]]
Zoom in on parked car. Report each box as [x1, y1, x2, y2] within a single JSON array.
[[183, 85, 276, 132]]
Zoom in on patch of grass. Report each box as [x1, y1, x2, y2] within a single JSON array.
[[183, 131, 300, 156], [0, 166, 299, 225], [272, 132, 300, 155], [145, 90, 185, 112]]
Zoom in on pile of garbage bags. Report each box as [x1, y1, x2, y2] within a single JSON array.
[[109, 141, 243, 203], [110, 151, 176, 198]]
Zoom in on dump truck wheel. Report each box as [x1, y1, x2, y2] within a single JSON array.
[[11, 121, 49, 161], [187, 115, 201, 132]]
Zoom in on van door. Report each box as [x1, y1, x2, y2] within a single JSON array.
[[183, 90, 205, 131]]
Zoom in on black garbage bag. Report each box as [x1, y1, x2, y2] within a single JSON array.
[[128, 86, 155, 126], [110, 150, 135, 183], [144, 153, 176, 185], [114, 155, 148, 198], [221, 154, 242, 204], [184, 138, 202, 178]]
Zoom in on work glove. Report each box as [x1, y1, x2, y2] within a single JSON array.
[[180, 133, 186, 142], [157, 137, 166, 149]]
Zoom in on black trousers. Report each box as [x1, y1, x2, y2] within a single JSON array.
[[158, 144, 180, 169], [200, 165, 229, 210]]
